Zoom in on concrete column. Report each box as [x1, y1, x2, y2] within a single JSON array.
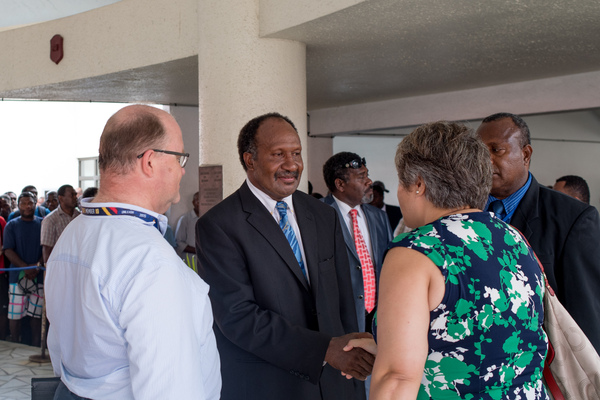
[[198, 0, 307, 198]]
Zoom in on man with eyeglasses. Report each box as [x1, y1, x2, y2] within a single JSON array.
[[45, 105, 220, 400]]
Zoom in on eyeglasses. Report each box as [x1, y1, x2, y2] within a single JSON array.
[[338, 157, 366, 170], [137, 149, 190, 168]]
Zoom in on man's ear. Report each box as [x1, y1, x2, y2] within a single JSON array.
[[140, 150, 155, 177], [243, 152, 254, 171], [523, 144, 533, 167], [334, 178, 345, 193]]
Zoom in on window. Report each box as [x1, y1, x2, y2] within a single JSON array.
[[79, 157, 99, 191]]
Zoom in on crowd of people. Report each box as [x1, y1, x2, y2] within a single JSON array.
[[1, 106, 599, 400], [0, 185, 94, 345]]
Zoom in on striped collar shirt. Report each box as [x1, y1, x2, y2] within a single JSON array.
[[485, 172, 532, 223]]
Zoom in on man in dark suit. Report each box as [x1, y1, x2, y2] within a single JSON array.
[[477, 112, 600, 352], [196, 113, 373, 400], [322, 153, 392, 334], [369, 181, 402, 230]]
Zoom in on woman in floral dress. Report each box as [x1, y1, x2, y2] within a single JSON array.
[[367, 121, 548, 399]]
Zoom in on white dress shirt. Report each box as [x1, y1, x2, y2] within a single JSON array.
[[46, 199, 221, 400], [332, 195, 374, 263], [246, 179, 310, 283]]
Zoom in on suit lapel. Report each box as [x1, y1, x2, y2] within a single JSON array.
[[362, 205, 380, 262], [240, 184, 310, 291], [324, 196, 358, 259], [293, 193, 318, 295], [509, 175, 539, 240]]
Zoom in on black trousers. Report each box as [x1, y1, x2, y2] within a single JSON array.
[[54, 381, 91, 400]]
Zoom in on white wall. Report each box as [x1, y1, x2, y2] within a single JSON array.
[[332, 136, 403, 206], [332, 109, 600, 210]]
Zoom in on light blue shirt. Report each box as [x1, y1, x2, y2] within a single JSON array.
[[485, 173, 532, 223], [46, 199, 221, 400], [245, 178, 310, 283]]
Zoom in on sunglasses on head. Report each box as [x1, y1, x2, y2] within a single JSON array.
[[340, 157, 366, 169]]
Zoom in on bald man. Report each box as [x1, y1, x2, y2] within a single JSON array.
[[46, 105, 220, 400]]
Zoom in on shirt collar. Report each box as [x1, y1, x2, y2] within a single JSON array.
[[57, 204, 79, 218], [332, 194, 363, 219], [246, 178, 295, 216], [485, 172, 532, 218]]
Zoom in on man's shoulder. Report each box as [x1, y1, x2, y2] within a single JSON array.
[[6, 216, 42, 227], [294, 191, 337, 217], [537, 183, 591, 216], [43, 208, 61, 223], [199, 186, 245, 222], [518, 179, 596, 226], [386, 204, 401, 213], [363, 203, 388, 221]]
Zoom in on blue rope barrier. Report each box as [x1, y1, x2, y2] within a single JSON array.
[[0, 266, 46, 271]]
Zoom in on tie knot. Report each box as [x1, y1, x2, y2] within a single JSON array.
[[349, 209, 358, 220], [276, 201, 288, 217], [488, 200, 505, 217]]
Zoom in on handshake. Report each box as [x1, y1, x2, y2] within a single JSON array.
[[325, 333, 378, 381]]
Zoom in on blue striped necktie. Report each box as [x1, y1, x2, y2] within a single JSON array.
[[488, 200, 505, 219], [275, 201, 307, 282]]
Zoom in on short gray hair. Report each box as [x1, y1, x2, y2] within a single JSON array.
[[395, 121, 492, 210]]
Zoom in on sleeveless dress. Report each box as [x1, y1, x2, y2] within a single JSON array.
[[374, 212, 549, 400]]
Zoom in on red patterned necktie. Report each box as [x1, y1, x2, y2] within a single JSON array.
[[349, 209, 376, 313]]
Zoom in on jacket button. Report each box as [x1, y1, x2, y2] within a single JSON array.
[[358, 295, 363, 299], [356, 265, 362, 270]]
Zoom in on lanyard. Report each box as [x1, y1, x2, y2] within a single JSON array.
[[80, 206, 161, 232]]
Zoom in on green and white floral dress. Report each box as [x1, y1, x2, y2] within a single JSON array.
[[375, 212, 548, 400]]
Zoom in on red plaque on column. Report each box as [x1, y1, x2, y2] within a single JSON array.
[[50, 34, 63, 64]]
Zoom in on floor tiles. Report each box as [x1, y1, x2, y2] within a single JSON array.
[[0, 340, 54, 400]]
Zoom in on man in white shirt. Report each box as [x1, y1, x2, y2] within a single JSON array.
[[45, 105, 221, 400], [175, 191, 200, 272]]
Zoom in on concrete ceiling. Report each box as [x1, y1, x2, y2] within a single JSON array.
[[2, 0, 600, 112]]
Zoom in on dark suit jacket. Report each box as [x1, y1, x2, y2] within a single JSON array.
[[510, 175, 600, 352], [384, 204, 402, 230], [196, 182, 365, 400], [322, 195, 392, 332]]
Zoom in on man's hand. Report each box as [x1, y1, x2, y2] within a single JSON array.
[[25, 267, 39, 280], [341, 338, 378, 379], [325, 332, 375, 381]]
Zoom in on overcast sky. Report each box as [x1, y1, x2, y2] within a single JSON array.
[[0, 100, 128, 195]]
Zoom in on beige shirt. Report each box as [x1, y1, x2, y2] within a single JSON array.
[[41, 205, 81, 247]]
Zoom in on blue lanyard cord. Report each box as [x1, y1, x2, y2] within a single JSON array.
[[1, 266, 45, 271], [80, 206, 160, 231]]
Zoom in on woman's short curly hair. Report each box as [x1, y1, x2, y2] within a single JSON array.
[[395, 121, 492, 210]]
